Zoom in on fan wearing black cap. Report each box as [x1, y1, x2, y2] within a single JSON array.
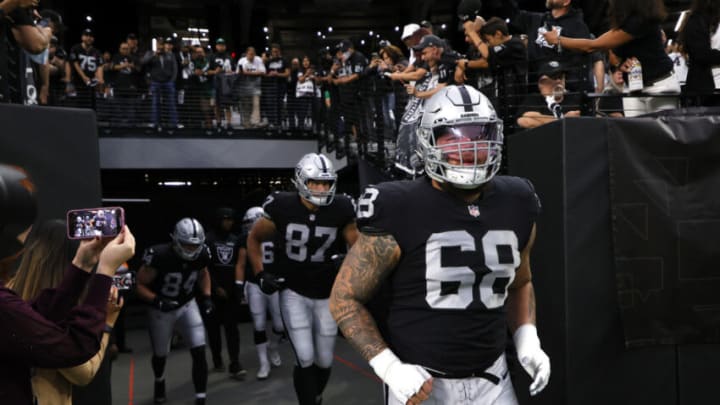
[[516, 59, 583, 129], [203, 207, 247, 379], [141, 37, 181, 129], [406, 34, 456, 99], [68, 28, 104, 107], [331, 39, 368, 150], [0, 164, 137, 405]]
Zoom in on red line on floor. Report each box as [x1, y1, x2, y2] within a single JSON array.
[[334, 354, 382, 383], [128, 356, 135, 405]]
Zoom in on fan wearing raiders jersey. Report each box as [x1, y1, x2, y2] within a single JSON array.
[[68, 28, 104, 108], [330, 85, 551, 405], [203, 207, 246, 379], [247, 153, 359, 405], [236, 206, 285, 380], [136, 218, 213, 405]]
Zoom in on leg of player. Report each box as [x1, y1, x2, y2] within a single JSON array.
[[268, 291, 284, 367], [148, 308, 176, 404], [281, 289, 318, 405], [177, 301, 210, 405], [312, 297, 338, 404], [203, 298, 224, 372], [224, 299, 245, 380], [248, 282, 271, 380]]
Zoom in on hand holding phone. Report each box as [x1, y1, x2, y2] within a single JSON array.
[[67, 207, 125, 240]]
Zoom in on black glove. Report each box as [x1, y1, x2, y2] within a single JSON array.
[[234, 281, 246, 305], [153, 296, 180, 312], [200, 296, 214, 315], [258, 271, 285, 295]]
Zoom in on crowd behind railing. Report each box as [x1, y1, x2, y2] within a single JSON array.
[[3, 0, 720, 175]]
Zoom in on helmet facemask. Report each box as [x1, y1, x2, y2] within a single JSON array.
[[420, 122, 503, 189], [171, 218, 205, 261], [292, 153, 337, 206]]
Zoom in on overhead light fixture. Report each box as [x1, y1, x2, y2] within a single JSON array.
[[86, 15, 92, 22], [159, 181, 191, 187], [328, 26, 333, 32]]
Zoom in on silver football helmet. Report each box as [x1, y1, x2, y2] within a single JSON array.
[[170, 217, 206, 261], [417, 85, 503, 188], [292, 153, 337, 206], [242, 206, 265, 234]]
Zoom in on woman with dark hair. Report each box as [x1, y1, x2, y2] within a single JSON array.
[[9, 219, 124, 405], [543, 0, 680, 117], [680, 0, 720, 106]]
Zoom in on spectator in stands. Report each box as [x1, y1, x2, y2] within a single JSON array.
[[295, 56, 315, 130], [543, 0, 680, 117], [508, 0, 604, 92], [332, 39, 368, 157], [407, 34, 457, 99], [177, 42, 194, 122], [4, 0, 51, 55], [264, 43, 290, 128], [457, 16, 528, 113], [68, 28, 104, 109], [0, 164, 136, 404], [680, 0, 720, 106], [287, 57, 301, 129], [666, 40, 688, 89], [189, 45, 214, 128], [516, 59, 583, 129], [8, 219, 124, 405], [596, 65, 625, 117], [236, 46, 265, 128], [142, 37, 181, 129], [111, 41, 140, 125], [376, 45, 408, 147], [400, 23, 421, 66], [210, 38, 235, 129], [44, 36, 67, 105]]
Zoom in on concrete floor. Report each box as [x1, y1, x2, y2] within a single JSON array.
[[111, 322, 383, 405]]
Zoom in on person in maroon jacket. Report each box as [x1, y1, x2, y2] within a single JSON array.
[[0, 164, 136, 405]]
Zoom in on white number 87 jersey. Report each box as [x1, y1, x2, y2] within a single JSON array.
[[356, 176, 541, 376]]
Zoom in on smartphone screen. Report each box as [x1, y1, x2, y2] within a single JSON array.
[[67, 207, 124, 240]]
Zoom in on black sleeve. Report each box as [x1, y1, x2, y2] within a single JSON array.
[[356, 185, 399, 235], [261, 192, 282, 222]]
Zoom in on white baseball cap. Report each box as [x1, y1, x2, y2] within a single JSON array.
[[401, 23, 421, 40]]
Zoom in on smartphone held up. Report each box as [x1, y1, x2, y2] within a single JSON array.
[[67, 207, 125, 240]]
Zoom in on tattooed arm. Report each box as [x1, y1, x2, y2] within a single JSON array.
[[506, 223, 537, 331], [329, 232, 401, 360]]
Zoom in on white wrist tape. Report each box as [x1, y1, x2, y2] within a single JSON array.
[[369, 348, 401, 381], [513, 324, 540, 350]]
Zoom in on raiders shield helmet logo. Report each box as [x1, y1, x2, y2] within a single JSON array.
[[216, 245, 234, 265]]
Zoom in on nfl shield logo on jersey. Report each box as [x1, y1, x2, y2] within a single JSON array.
[[468, 205, 480, 218]]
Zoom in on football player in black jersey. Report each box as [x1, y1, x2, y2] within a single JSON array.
[[237, 206, 285, 380], [247, 153, 359, 405], [330, 85, 551, 405], [136, 218, 213, 405], [203, 207, 246, 379]]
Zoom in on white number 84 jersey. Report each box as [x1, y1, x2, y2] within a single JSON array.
[[356, 176, 541, 376]]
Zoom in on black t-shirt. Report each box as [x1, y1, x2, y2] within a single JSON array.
[[516, 92, 584, 118], [487, 36, 527, 76], [356, 176, 540, 375], [266, 56, 288, 86], [206, 231, 240, 293], [615, 15, 673, 86], [339, 50, 368, 98], [111, 53, 137, 90], [262, 191, 356, 298], [69, 44, 102, 82], [142, 243, 212, 305]]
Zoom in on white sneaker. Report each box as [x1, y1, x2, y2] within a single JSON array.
[[256, 363, 270, 380], [269, 350, 282, 367]]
